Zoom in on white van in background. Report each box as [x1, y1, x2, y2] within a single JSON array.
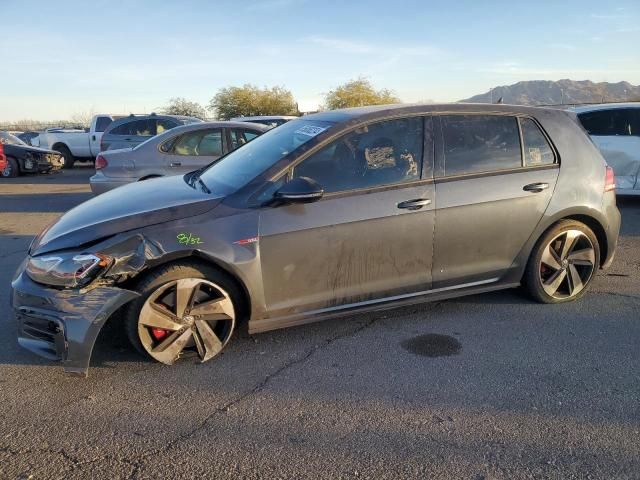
[[571, 103, 640, 195]]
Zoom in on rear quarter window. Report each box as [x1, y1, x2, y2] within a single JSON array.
[[519, 118, 555, 166]]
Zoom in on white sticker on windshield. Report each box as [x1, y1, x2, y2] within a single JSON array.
[[295, 125, 327, 137]]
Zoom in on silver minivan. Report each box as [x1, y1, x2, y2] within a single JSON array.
[[572, 103, 640, 195], [100, 114, 202, 151]]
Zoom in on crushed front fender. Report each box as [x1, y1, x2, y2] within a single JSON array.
[[11, 271, 139, 377]]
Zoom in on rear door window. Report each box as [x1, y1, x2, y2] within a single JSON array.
[[131, 120, 155, 136], [440, 115, 522, 176], [519, 118, 555, 166]]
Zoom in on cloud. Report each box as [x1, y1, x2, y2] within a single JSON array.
[[306, 36, 374, 54], [548, 43, 578, 51], [306, 35, 441, 57], [591, 12, 627, 19], [244, 0, 306, 11]]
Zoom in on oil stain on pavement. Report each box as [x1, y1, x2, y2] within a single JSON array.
[[401, 333, 461, 357]]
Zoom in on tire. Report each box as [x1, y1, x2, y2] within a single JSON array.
[[523, 220, 600, 304], [54, 145, 75, 169], [1, 157, 19, 178], [123, 261, 243, 365]]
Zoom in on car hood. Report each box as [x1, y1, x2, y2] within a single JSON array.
[[4, 144, 58, 155], [31, 175, 223, 255]]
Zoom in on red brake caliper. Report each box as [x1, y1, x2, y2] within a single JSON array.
[[151, 328, 170, 341]]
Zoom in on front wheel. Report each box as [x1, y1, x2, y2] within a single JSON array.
[[54, 145, 75, 169], [124, 262, 240, 365], [523, 220, 600, 304], [1, 157, 19, 178]]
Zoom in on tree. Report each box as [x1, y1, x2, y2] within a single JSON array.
[[209, 84, 298, 120], [70, 108, 96, 127], [324, 77, 400, 110], [160, 97, 208, 119]]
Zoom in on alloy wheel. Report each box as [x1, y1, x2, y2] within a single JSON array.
[[539, 229, 596, 299], [138, 278, 235, 365], [2, 163, 11, 177]]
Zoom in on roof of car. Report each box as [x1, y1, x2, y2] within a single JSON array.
[[108, 114, 201, 126], [303, 103, 570, 123], [164, 121, 270, 133], [566, 102, 640, 114], [231, 115, 298, 121]]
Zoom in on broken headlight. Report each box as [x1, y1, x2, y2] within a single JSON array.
[[26, 253, 111, 288]]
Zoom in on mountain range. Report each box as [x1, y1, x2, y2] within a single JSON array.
[[461, 79, 640, 105]]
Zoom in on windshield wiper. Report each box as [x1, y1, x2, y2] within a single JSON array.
[[196, 176, 211, 194], [187, 170, 211, 194]]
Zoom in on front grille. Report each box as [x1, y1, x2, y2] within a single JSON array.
[[22, 317, 60, 342], [16, 310, 66, 360]]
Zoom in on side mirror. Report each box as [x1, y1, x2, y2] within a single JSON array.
[[275, 176, 324, 204]]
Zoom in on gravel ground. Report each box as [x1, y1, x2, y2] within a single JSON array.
[[0, 168, 639, 480]]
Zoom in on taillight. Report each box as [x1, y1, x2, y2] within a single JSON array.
[[0, 143, 6, 170], [604, 165, 615, 192], [95, 155, 108, 170]]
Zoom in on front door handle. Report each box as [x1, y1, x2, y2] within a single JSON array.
[[397, 198, 431, 210], [170, 162, 182, 167], [523, 182, 549, 193]]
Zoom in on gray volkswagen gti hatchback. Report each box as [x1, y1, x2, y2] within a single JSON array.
[[12, 104, 621, 376]]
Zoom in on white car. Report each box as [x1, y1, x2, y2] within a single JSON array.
[[571, 103, 640, 195]]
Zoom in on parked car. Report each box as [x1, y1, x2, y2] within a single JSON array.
[[571, 103, 640, 195], [90, 121, 268, 194], [37, 114, 122, 169], [0, 131, 64, 178], [230, 115, 297, 128], [12, 104, 620, 376], [16, 131, 41, 146], [100, 114, 202, 152]]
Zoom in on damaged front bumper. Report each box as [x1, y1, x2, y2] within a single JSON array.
[[11, 270, 139, 377]]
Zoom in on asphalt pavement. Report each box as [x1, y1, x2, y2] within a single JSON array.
[[0, 168, 639, 479]]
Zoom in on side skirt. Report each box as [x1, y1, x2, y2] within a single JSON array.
[[248, 280, 521, 334]]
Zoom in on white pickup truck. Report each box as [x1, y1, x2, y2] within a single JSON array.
[[37, 114, 122, 168]]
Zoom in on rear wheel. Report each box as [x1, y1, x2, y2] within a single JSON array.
[[124, 262, 240, 365], [1, 157, 19, 178], [523, 220, 599, 303], [54, 145, 75, 169]]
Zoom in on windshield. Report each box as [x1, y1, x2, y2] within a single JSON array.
[[198, 119, 334, 195], [0, 132, 26, 145]]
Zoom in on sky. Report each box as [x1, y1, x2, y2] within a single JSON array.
[[1, 0, 639, 121]]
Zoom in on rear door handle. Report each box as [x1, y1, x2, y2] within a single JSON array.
[[170, 162, 182, 167], [523, 182, 549, 193], [397, 198, 431, 210]]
